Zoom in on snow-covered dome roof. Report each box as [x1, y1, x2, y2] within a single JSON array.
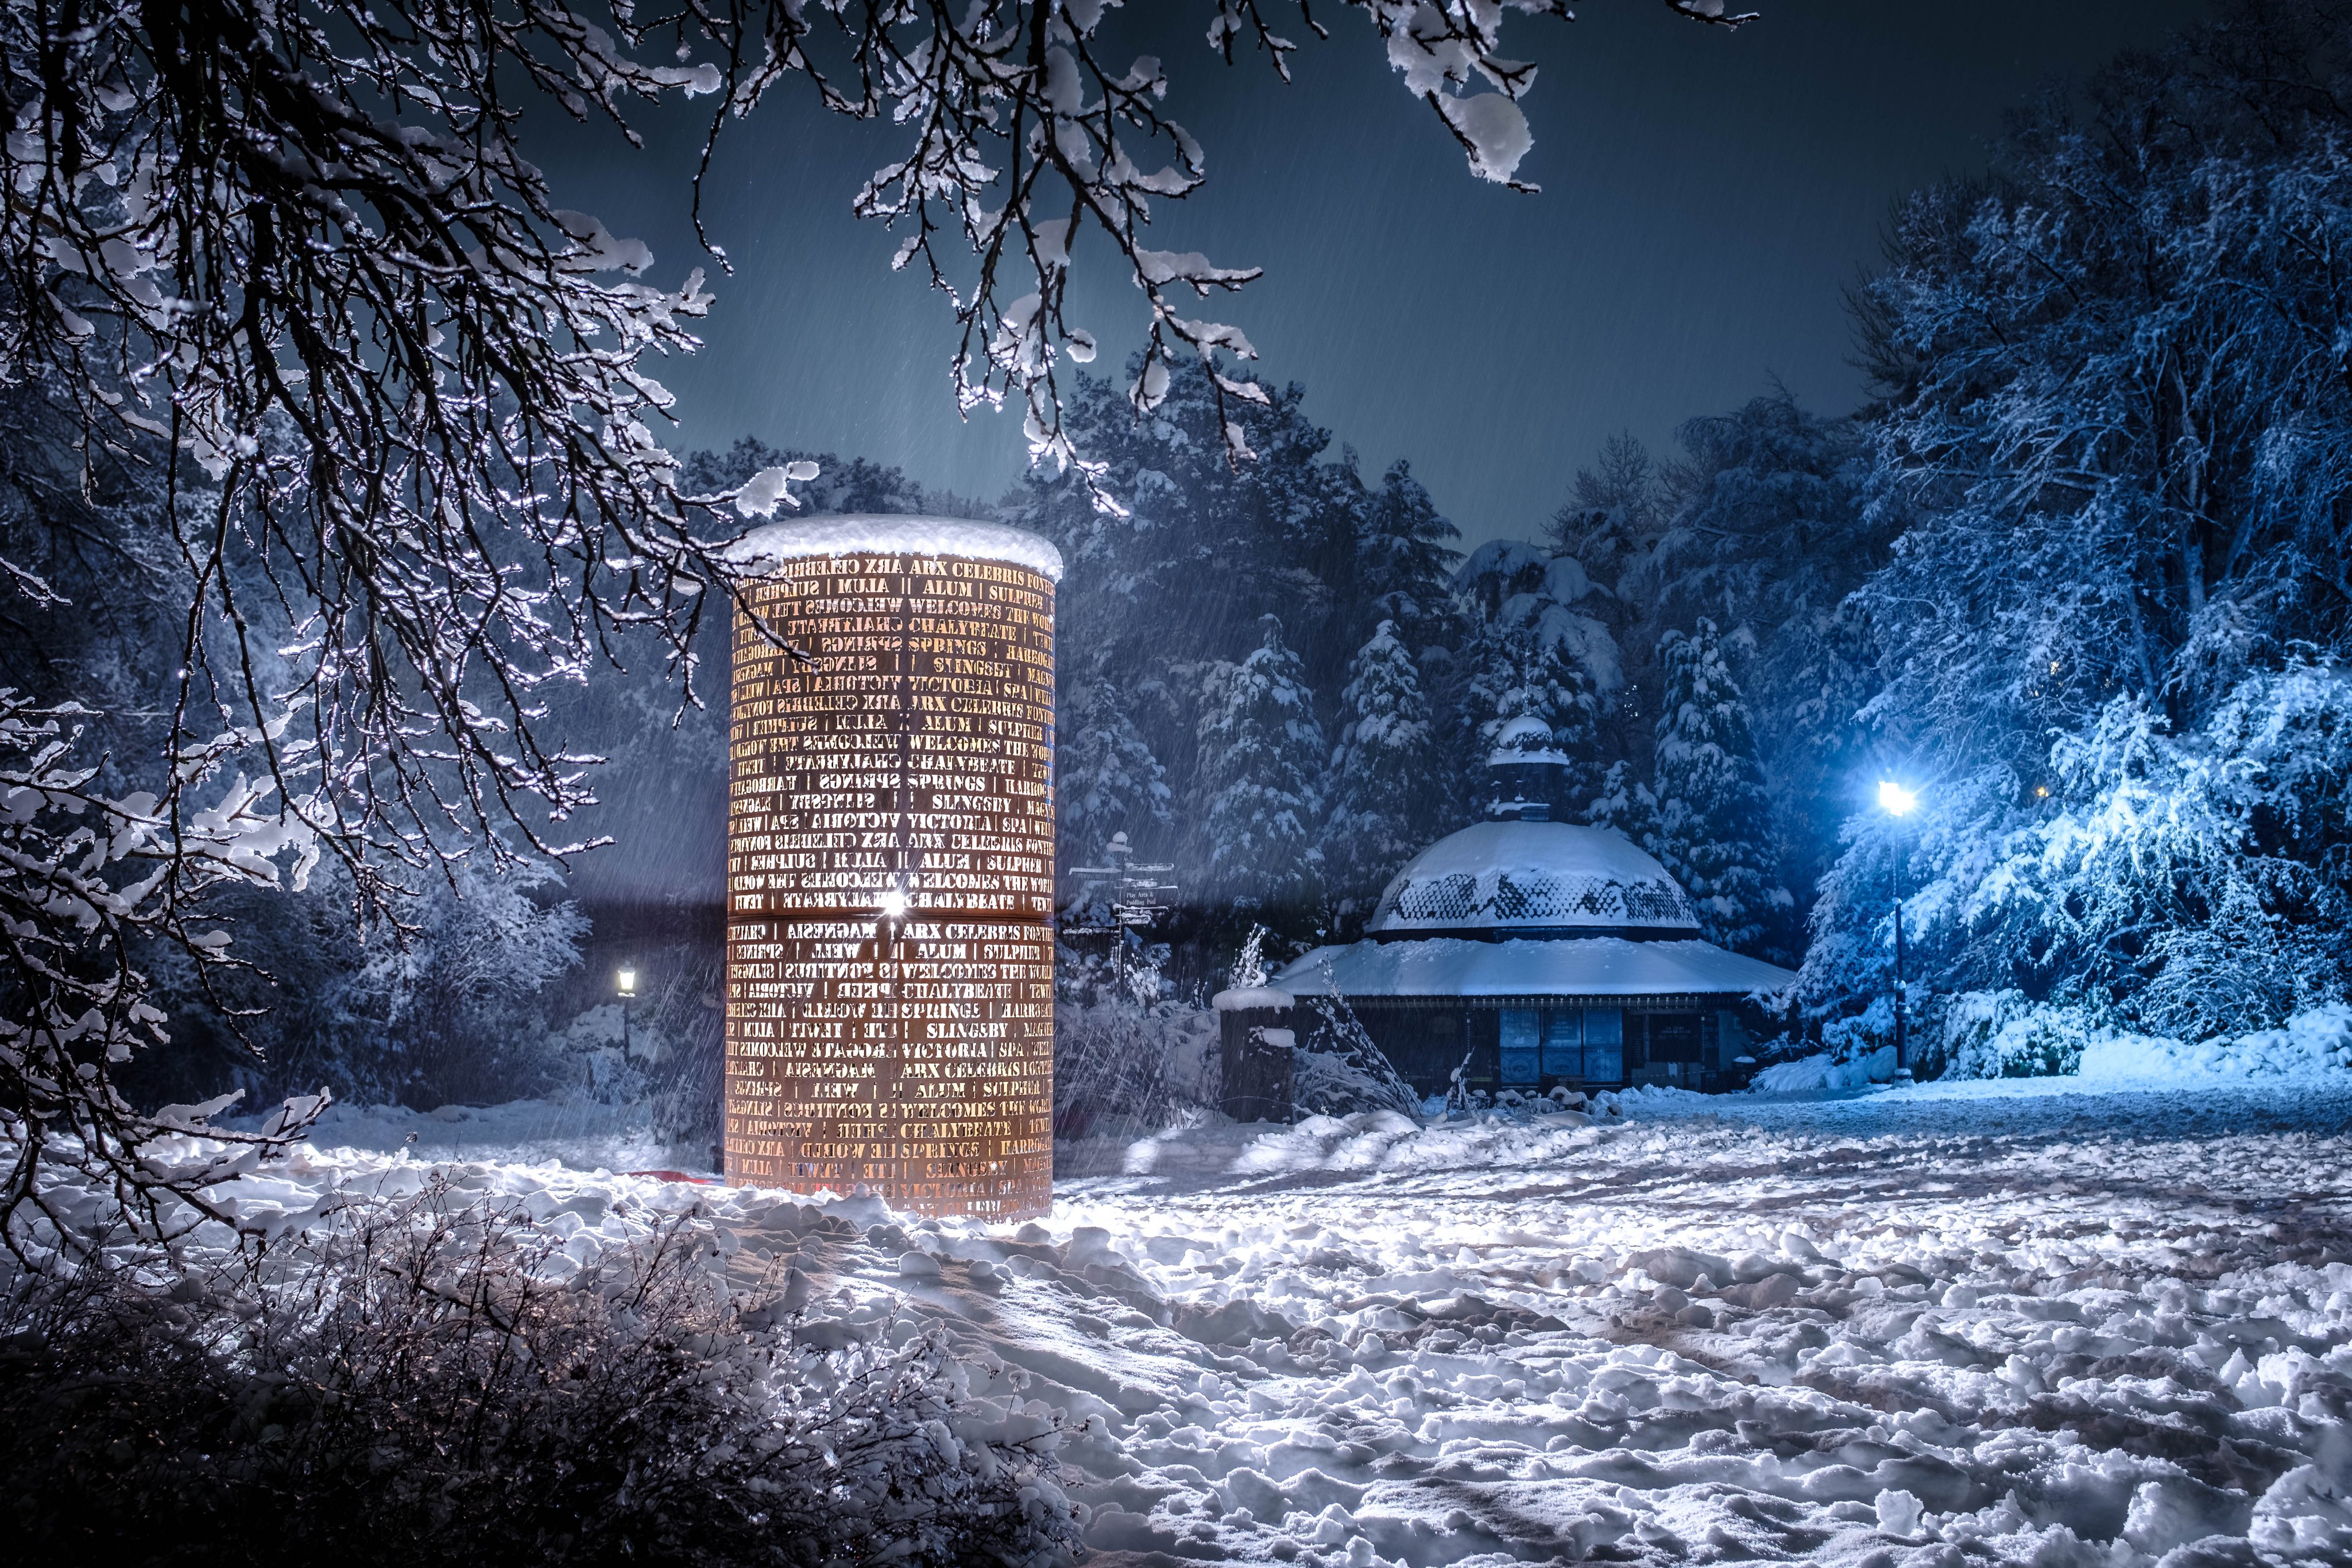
[[728, 514, 1063, 582], [1486, 714, 1569, 768], [1274, 935, 1794, 1000], [1364, 820, 1700, 941]]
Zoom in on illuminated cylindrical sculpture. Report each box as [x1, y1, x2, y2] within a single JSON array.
[[724, 516, 1060, 1219]]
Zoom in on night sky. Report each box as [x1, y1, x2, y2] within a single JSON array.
[[549, 1, 2217, 907], [537, 1, 2210, 547]]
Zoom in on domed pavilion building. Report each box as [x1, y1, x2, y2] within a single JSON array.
[[1271, 788, 1797, 1098]]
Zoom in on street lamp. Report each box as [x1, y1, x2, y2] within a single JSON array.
[[1876, 782, 1917, 1082], [617, 965, 637, 1056]]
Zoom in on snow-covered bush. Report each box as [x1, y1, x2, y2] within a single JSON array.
[[1756, 1001, 1904, 1090], [1293, 993, 1423, 1123], [1747, 1048, 1894, 1094], [538, 1002, 658, 1106], [1931, 991, 2102, 1080], [2079, 1004, 2352, 1084], [1055, 922, 1219, 1139], [1817, 995, 1895, 1063], [0, 1179, 1077, 1566], [144, 855, 590, 1114]]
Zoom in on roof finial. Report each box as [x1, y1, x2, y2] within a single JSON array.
[[1487, 714, 1568, 821]]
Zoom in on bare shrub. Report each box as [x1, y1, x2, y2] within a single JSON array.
[[1054, 1000, 1213, 1135], [0, 1180, 1076, 1565]]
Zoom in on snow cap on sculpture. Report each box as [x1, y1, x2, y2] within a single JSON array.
[[728, 513, 1065, 581]]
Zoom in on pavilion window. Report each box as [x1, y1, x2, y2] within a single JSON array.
[[1579, 1008, 1624, 1081], [1539, 1009, 1580, 1079], [1500, 1009, 1541, 1086], [1514, 1006, 1626, 1085]]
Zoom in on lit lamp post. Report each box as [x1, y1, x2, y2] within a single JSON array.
[[1876, 781, 1918, 1082], [617, 964, 638, 1057]]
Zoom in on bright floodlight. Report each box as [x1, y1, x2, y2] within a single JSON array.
[[617, 966, 637, 997], [879, 886, 908, 921], [1878, 780, 1919, 817]]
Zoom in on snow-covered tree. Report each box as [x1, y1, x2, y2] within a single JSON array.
[[1848, 0, 2352, 771], [1456, 618, 1601, 823], [1803, 2, 2352, 1042], [1805, 663, 2352, 1046], [1322, 621, 1437, 923], [1010, 360, 1374, 912], [1355, 461, 1464, 656], [1650, 619, 1789, 957], [1537, 638, 1603, 806], [1588, 759, 1660, 850], [5, 1, 1742, 528], [1057, 657, 1174, 869], [1453, 540, 1622, 696], [1546, 431, 1669, 593], [1197, 616, 1325, 925], [1440, 536, 1620, 827], [682, 439, 937, 517], [1013, 361, 1368, 688], [1632, 393, 1883, 915]]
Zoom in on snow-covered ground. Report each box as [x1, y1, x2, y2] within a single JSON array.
[[80, 1076, 2352, 1566], [233, 1095, 685, 1174]]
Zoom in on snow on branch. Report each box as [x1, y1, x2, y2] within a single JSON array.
[[806, 2, 1738, 502], [0, 691, 331, 1263]]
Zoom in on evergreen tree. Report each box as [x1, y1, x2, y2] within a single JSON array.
[[1544, 431, 1667, 592], [1057, 655, 1173, 867], [1355, 460, 1463, 656], [1008, 361, 1365, 706], [1445, 613, 1512, 826], [1197, 616, 1326, 926], [1544, 643, 1603, 809], [1459, 621, 1600, 821], [1587, 758, 1659, 849], [1450, 536, 1623, 772], [1650, 619, 1790, 957], [1006, 361, 1367, 892], [1322, 621, 1437, 924], [1633, 392, 1881, 912]]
